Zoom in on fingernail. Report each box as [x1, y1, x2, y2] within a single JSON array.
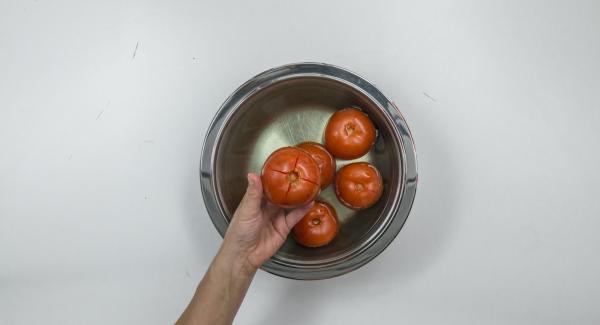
[[247, 173, 254, 187]]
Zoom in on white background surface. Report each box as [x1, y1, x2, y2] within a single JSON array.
[[2, 0, 600, 324]]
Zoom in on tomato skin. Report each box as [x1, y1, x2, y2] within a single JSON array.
[[292, 201, 339, 247], [324, 108, 376, 160], [297, 142, 336, 189], [335, 162, 383, 210], [261, 147, 321, 208]]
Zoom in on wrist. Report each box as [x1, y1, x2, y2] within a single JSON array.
[[216, 242, 258, 278]]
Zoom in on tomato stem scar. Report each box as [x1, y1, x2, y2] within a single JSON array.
[[344, 123, 355, 136], [287, 171, 299, 182]]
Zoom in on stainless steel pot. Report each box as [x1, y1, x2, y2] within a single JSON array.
[[200, 63, 417, 280]]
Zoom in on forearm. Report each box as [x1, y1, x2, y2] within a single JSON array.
[[176, 173, 306, 324], [176, 246, 257, 325]]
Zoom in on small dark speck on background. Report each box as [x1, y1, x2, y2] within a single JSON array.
[[422, 91, 437, 102], [96, 101, 110, 120], [132, 42, 139, 60]]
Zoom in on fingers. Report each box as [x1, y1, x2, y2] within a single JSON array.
[[236, 173, 263, 215], [284, 201, 315, 230]]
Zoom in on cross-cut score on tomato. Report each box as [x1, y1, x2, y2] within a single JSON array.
[[261, 147, 321, 208]]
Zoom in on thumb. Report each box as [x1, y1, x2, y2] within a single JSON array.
[[237, 173, 263, 214], [284, 201, 315, 230]]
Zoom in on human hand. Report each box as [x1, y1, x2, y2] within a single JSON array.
[[219, 173, 314, 274], [177, 173, 312, 325]]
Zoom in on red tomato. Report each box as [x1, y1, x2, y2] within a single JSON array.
[[324, 108, 376, 160], [335, 162, 383, 210], [297, 142, 336, 189], [261, 147, 321, 208], [292, 201, 339, 247]]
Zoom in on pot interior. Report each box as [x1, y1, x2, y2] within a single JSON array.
[[214, 76, 403, 264]]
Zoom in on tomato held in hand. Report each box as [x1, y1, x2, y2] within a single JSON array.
[[261, 147, 321, 208], [335, 162, 383, 210], [297, 142, 336, 189], [292, 201, 339, 247], [324, 108, 376, 160]]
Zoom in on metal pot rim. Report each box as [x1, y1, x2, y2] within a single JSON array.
[[200, 62, 418, 280]]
